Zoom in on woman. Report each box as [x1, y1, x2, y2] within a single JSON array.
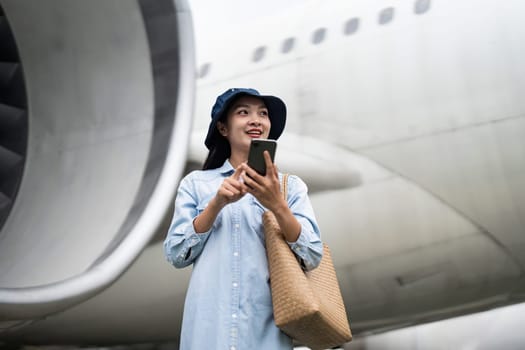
[[164, 88, 323, 349]]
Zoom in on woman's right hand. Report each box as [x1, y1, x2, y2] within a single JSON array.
[[215, 165, 247, 208], [194, 165, 247, 234]]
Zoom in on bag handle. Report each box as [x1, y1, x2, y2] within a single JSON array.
[[281, 174, 289, 201]]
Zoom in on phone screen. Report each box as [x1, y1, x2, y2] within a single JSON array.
[[247, 139, 277, 176]]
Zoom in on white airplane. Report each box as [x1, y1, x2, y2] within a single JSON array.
[[0, 0, 524, 347]]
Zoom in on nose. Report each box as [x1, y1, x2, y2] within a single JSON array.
[[249, 113, 262, 126]]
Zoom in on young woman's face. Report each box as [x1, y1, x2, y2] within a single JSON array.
[[218, 95, 271, 152]]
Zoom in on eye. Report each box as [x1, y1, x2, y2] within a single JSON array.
[[237, 108, 249, 115], [260, 110, 269, 117]]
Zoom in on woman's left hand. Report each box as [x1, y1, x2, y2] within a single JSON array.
[[241, 151, 285, 212], [242, 151, 301, 242]]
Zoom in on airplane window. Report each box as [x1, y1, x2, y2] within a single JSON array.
[[344, 18, 360, 35], [312, 28, 326, 45], [379, 7, 395, 25], [281, 37, 295, 54], [414, 0, 431, 14], [252, 46, 266, 62], [198, 63, 210, 79]]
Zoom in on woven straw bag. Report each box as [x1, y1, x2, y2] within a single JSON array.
[[263, 174, 352, 350]]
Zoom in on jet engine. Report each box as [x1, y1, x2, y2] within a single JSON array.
[[0, 0, 195, 332]]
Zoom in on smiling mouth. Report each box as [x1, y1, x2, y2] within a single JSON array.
[[246, 130, 262, 137]]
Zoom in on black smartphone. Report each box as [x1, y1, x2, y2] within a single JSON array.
[[247, 139, 277, 176]]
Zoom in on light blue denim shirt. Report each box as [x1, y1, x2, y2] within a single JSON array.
[[164, 160, 323, 350]]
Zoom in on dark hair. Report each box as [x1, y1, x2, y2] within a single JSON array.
[[202, 113, 230, 170], [202, 135, 231, 170]]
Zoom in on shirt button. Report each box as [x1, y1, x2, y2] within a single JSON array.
[[232, 313, 237, 319], [235, 224, 240, 229], [233, 252, 239, 257], [233, 282, 238, 288], [230, 347, 236, 350]]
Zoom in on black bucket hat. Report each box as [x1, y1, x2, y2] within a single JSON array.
[[204, 88, 287, 149]]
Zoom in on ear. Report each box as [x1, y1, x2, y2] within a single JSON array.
[[217, 121, 228, 136]]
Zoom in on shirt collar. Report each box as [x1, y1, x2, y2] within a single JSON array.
[[217, 159, 235, 176]]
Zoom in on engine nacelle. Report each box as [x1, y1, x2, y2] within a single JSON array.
[[0, 0, 195, 327]]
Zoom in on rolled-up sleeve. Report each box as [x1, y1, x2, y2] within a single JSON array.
[[285, 175, 323, 271], [163, 176, 212, 268]]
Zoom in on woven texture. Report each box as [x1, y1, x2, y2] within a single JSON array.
[[263, 175, 352, 350]]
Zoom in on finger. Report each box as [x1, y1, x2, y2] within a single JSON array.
[[231, 182, 247, 196], [223, 182, 240, 196], [241, 171, 256, 190], [242, 163, 261, 182], [239, 182, 248, 195], [219, 188, 236, 200], [272, 164, 279, 180], [263, 151, 274, 177], [238, 171, 249, 192], [242, 162, 260, 179], [242, 171, 264, 194], [227, 177, 249, 197], [225, 177, 241, 188], [231, 165, 243, 180]]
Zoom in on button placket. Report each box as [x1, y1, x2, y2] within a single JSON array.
[[230, 204, 241, 350]]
